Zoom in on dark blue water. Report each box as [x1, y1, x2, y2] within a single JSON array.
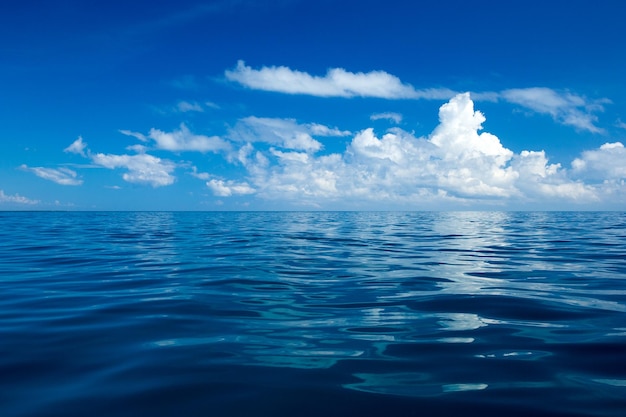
[[1, 211, 625, 417]]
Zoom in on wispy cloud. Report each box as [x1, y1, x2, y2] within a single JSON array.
[[19, 165, 83, 186], [0, 189, 39, 205], [117, 0, 250, 42], [64, 136, 87, 156], [228, 117, 349, 153], [226, 61, 608, 133], [370, 112, 403, 124], [500, 88, 607, 133], [119, 130, 148, 142], [62, 137, 178, 187], [121, 124, 231, 153], [225, 61, 456, 99], [148, 124, 230, 153], [90, 153, 176, 187], [307, 123, 351, 137], [190, 166, 210, 180], [176, 101, 204, 113], [206, 179, 256, 196]]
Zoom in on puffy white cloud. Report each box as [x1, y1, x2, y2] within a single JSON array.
[[514, 150, 560, 178], [206, 179, 255, 196], [90, 153, 176, 187], [370, 112, 403, 124], [48, 90, 623, 207], [0, 189, 39, 205], [248, 152, 344, 204], [56, 136, 175, 188], [511, 150, 596, 201], [349, 127, 429, 166], [571, 142, 626, 180], [148, 123, 231, 153], [64, 136, 87, 156], [225, 61, 456, 99], [390, 93, 516, 199], [430, 93, 513, 166], [229, 117, 349, 152], [221, 93, 618, 208], [20, 165, 83, 186], [500, 88, 607, 133]]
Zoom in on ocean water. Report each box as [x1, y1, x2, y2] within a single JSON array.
[[1, 211, 625, 417]]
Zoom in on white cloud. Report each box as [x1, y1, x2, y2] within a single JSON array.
[[571, 142, 626, 180], [64, 136, 87, 156], [229, 117, 348, 152], [119, 130, 148, 142], [227, 62, 608, 133], [148, 123, 231, 153], [126, 144, 148, 153], [430, 93, 513, 166], [500, 88, 607, 133], [206, 179, 256, 196], [57, 137, 175, 188], [90, 153, 176, 187], [513, 150, 560, 178], [225, 60, 456, 99], [307, 123, 351, 137], [176, 101, 204, 113], [122, 125, 231, 153], [511, 150, 596, 201], [349, 128, 423, 165], [426, 94, 518, 198], [370, 112, 403, 124], [190, 166, 210, 180], [0, 189, 39, 205], [20, 165, 83, 186], [218, 93, 621, 208], [469, 91, 500, 102], [47, 89, 623, 208]]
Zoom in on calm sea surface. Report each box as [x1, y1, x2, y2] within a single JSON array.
[[1, 211, 625, 417]]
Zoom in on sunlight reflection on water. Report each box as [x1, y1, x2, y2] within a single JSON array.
[[1, 211, 625, 417]]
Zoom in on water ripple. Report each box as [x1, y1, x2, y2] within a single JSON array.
[[1, 211, 625, 417]]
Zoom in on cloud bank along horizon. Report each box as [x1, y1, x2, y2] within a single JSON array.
[[9, 62, 626, 210]]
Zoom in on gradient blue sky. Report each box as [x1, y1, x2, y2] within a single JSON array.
[[2, 0, 626, 210]]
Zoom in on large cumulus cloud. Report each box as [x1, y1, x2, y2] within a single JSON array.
[[224, 93, 624, 208], [54, 93, 626, 209]]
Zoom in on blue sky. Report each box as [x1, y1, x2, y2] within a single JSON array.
[[2, 0, 626, 210]]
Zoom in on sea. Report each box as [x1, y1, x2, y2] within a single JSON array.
[[1, 211, 625, 417]]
